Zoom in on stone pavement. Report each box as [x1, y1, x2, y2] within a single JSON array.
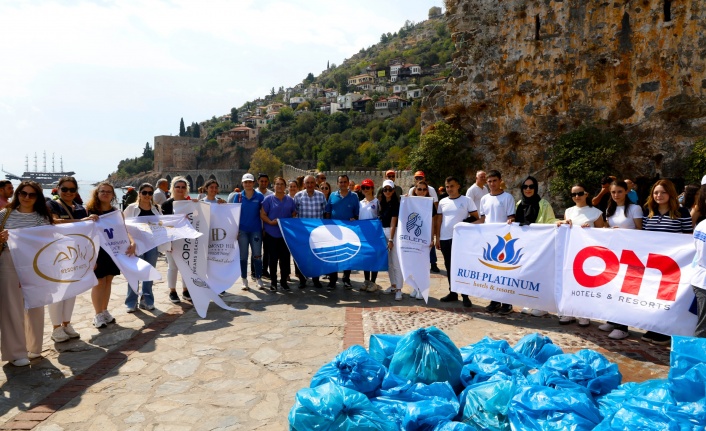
[[0, 252, 671, 430]]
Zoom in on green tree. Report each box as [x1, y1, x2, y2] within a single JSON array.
[[686, 139, 706, 184], [230, 107, 238, 123], [380, 33, 389, 43], [192, 122, 200, 138], [249, 148, 282, 179], [179, 118, 186, 136], [270, 87, 275, 97], [408, 121, 471, 187], [304, 72, 315, 85], [365, 100, 375, 115], [142, 142, 153, 159]]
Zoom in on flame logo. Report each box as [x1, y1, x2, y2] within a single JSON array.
[[479, 233, 523, 270]]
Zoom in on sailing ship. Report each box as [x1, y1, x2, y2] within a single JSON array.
[[2, 152, 76, 187]]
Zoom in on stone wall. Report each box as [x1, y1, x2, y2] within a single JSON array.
[[154, 136, 202, 171], [423, 0, 706, 193], [282, 165, 416, 190]]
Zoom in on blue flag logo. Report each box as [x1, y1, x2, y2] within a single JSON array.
[[279, 219, 388, 277]]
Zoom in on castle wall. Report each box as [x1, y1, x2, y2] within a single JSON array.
[[154, 136, 203, 171], [423, 0, 706, 191], [282, 165, 416, 190]]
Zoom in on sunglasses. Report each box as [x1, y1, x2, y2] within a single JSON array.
[[320, 187, 329, 190], [98, 190, 113, 195], [141, 190, 154, 196], [416, 188, 428, 192], [414, 176, 424, 180], [383, 188, 394, 192], [319, 177, 326, 180], [386, 175, 395, 178], [570, 191, 586, 197], [521, 185, 535, 190], [60, 187, 77, 193], [19, 190, 38, 199], [361, 186, 372, 190], [174, 185, 187, 189]]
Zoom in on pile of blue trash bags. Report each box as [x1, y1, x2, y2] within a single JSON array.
[[289, 327, 706, 430]]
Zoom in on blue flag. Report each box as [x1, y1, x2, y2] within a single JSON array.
[[278, 219, 389, 277]]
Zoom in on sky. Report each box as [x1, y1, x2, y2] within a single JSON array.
[[0, 0, 444, 182]]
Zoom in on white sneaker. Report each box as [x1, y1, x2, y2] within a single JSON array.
[[93, 313, 107, 328], [395, 290, 403, 301], [102, 310, 115, 324], [416, 290, 424, 300], [241, 278, 249, 290], [409, 289, 418, 299], [63, 323, 80, 338], [382, 287, 396, 295], [608, 329, 629, 340], [12, 358, 30, 367], [598, 323, 615, 332], [577, 318, 590, 327], [531, 309, 548, 317], [51, 327, 70, 343], [521, 307, 532, 314], [257, 278, 265, 290], [558, 315, 576, 325]]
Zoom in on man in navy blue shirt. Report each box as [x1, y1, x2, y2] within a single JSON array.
[[324, 175, 359, 289]]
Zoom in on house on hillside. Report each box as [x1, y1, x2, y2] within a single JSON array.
[[373, 95, 409, 119], [324, 89, 338, 100], [244, 116, 267, 129], [347, 73, 374, 86], [289, 96, 306, 109], [352, 95, 371, 112], [336, 93, 363, 111], [216, 125, 258, 149]]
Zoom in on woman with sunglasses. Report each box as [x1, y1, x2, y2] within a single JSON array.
[[320, 181, 332, 201], [86, 182, 136, 328], [409, 180, 440, 299], [639, 179, 692, 345], [556, 183, 604, 326], [158, 177, 192, 303], [359, 179, 381, 292], [378, 180, 403, 300], [515, 176, 557, 316], [0, 181, 53, 366], [47, 176, 98, 343], [123, 183, 162, 312]]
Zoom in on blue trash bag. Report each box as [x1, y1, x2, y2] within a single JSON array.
[[289, 382, 398, 431], [380, 370, 411, 391], [310, 344, 386, 397], [458, 378, 519, 431], [593, 404, 682, 431], [459, 345, 531, 387], [388, 327, 464, 390], [530, 350, 621, 397], [669, 336, 706, 403], [369, 334, 403, 368], [513, 333, 563, 365], [507, 385, 603, 431], [432, 420, 476, 431], [371, 381, 460, 430], [596, 382, 638, 418], [459, 337, 515, 364]]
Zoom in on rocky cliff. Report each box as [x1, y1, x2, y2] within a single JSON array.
[[423, 0, 706, 190]]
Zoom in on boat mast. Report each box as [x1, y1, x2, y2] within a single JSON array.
[[52, 153, 55, 172], [33, 153, 37, 172], [25, 155, 28, 172], [43, 151, 47, 172]]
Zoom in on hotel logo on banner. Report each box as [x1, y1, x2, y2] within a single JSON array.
[[479, 233, 524, 270], [401, 212, 428, 245], [309, 225, 361, 262], [33, 234, 97, 283]]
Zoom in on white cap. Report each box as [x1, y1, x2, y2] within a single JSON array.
[[242, 173, 255, 182], [383, 179, 395, 189], [701, 175, 706, 185]]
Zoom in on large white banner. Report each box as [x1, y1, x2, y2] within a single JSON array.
[[557, 226, 697, 336], [125, 214, 202, 256], [451, 223, 558, 312], [94, 211, 162, 293], [8, 221, 99, 309], [204, 203, 241, 289], [396, 196, 434, 302], [171, 201, 238, 317]]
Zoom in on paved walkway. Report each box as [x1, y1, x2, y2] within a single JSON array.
[[0, 253, 670, 430]]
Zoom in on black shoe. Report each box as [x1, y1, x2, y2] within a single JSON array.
[[298, 279, 307, 289], [327, 281, 336, 290], [343, 279, 353, 289], [440, 293, 458, 302], [462, 296, 473, 308], [313, 280, 323, 289], [485, 301, 501, 313], [430, 264, 440, 273], [281, 282, 290, 291], [270, 283, 277, 291], [262, 271, 271, 280], [169, 291, 181, 304], [182, 289, 191, 301], [498, 304, 513, 315], [642, 331, 670, 345]]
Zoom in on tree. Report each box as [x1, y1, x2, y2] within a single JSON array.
[[327, 60, 330, 70], [304, 72, 315, 85], [142, 142, 153, 159], [192, 122, 201, 138], [365, 100, 375, 115], [270, 87, 275, 97], [408, 121, 472, 187], [249, 148, 282, 179], [179, 118, 186, 136], [429, 6, 442, 18], [380, 33, 389, 43], [230, 107, 238, 123]]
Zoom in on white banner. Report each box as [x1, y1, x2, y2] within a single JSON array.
[[8, 221, 99, 309], [557, 226, 697, 336], [204, 203, 241, 289], [396, 196, 433, 302], [172, 201, 238, 317], [451, 223, 558, 312], [125, 214, 202, 256], [94, 211, 162, 292]]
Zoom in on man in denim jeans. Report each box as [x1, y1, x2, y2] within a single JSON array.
[[294, 175, 327, 289], [232, 173, 265, 290]]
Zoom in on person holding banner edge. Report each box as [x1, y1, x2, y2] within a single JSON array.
[[86, 182, 136, 328], [47, 176, 98, 342], [260, 177, 297, 291], [233, 173, 265, 291], [324, 175, 359, 290], [123, 183, 162, 312], [409, 180, 439, 299], [160, 176, 193, 302], [0, 181, 53, 366], [378, 179, 403, 300], [359, 179, 381, 292]]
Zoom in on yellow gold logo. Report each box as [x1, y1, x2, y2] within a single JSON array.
[[33, 234, 97, 283]]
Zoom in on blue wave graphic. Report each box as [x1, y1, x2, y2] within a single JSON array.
[[312, 243, 361, 262]]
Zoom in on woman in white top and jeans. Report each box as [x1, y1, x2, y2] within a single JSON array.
[[359, 179, 380, 292], [556, 183, 604, 326]]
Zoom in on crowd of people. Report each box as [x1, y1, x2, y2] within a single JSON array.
[[1, 169, 705, 366]]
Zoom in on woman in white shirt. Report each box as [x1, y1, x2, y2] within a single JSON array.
[[556, 183, 604, 327], [359, 179, 380, 292]]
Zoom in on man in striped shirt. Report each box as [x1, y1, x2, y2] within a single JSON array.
[[294, 175, 326, 289]]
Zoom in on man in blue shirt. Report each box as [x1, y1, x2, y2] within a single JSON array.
[[324, 175, 359, 289], [261, 177, 297, 290], [232, 173, 265, 290]]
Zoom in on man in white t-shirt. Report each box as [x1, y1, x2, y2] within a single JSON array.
[[465, 170, 489, 211], [477, 170, 516, 314], [435, 176, 478, 308], [153, 178, 169, 205]]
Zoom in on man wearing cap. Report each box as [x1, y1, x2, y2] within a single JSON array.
[[153, 178, 170, 205], [231, 173, 265, 290], [465, 170, 489, 211], [257, 173, 274, 278], [407, 171, 441, 273], [294, 175, 327, 289], [325, 174, 360, 289], [377, 170, 403, 197]]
